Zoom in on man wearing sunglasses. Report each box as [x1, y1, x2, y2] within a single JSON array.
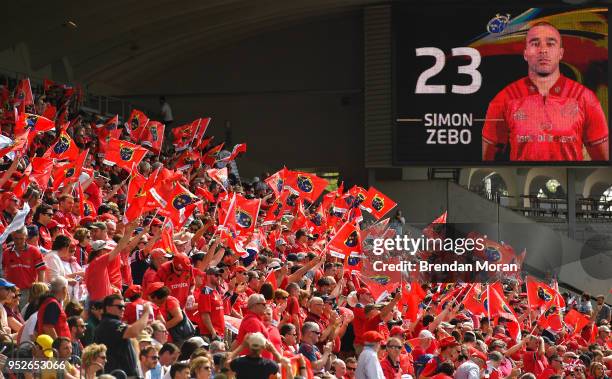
[[94, 293, 153, 378]]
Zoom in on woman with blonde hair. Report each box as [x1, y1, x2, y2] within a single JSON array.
[[81, 343, 107, 379], [22, 282, 49, 320], [190, 356, 213, 379]]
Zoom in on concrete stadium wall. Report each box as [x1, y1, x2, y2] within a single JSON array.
[[123, 13, 366, 183]]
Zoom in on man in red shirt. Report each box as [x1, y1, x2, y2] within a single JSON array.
[[2, 227, 45, 299], [420, 336, 461, 379], [142, 248, 171, 291], [234, 293, 272, 358], [482, 22, 609, 162], [154, 253, 195, 308], [540, 354, 564, 379], [54, 194, 78, 232], [198, 267, 225, 340], [352, 287, 375, 355]]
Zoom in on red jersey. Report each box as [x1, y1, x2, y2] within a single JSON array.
[[155, 262, 194, 307], [123, 298, 160, 324], [483, 76, 608, 161], [142, 267, 158, 292], [53, 210, 77, 232], [85, 253, 113, 301], [198, 286, 225, 336], [2, 244, 45, 289], [380, 356, 402, 379], [237, 311, 273, 359]]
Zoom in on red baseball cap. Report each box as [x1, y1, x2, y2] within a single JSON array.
[[389, 326, 408, 336], [233, 266, 248, 273], [80, 216, 96, 226], [98, 213, 118, 223], [470, 349, 488, 366], [151, 248, 173, 260], [172, 254, 191, 271], [124, 285, 142, 298], [150, 218, 163, 227], [146, 282, 165, 296], [363, 331, 385, 344], [357, 288, 372, 296]]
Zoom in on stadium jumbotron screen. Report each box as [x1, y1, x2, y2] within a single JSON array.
[[393, 6, 610, 165]]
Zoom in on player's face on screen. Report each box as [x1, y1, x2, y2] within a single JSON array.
[[523, 25, 564, 77]]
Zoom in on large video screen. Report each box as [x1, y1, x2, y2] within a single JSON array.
[[393, 7, 610, 165]]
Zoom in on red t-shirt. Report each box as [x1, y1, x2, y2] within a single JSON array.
[[142, 267, 158, 292], [198, 286, 225, 336], [123, 298, 160, 324], [237, 311, 272, 359], [85, 253, 113, 301], [36, 224, 52, 251], [53, 210, 77, 232], [352, 304, 367, 345], [155, 262, 194, 307], [521, 350, 548, 376], [107, 253, 123, 289], [2, 244, 45, 289], [158, 295, 181, 322], [119, 251, 132, 286], [483, 76, 608, 161]]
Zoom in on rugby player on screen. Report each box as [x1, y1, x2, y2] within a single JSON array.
[[482, 22, 609, 161]]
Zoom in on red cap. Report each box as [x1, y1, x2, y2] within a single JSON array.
[[233, 266, 248, 273], [363, 331, 385, 344], [389, 326, 408, 336], [151, 218, 163, 226], [146, 282, 165, 296], [47, 220, 65, 230], [470, 349, 488, 365], [172, 254, 191, 271], [124, 285, 142, 298], [357, 288, 372, 296], [439, 336, 460, 349]]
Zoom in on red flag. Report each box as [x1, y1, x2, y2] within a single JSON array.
[[14, 78, 33, 112], [153, 221, 179, 257], [218, 143, 247, 162], [233, 194, 261, 235], [361, 186, 397, 220], [358, 273, 400, 303], [45, 127, 80, 161], [195, 187, 216, 203], [201, 143, 225, 167], [96, 115, 121, 151], [564, 309, 591, 334], [175, 149, 201, 171], [462, 283, 487, 316], [124, 171, 148, 222], [139, 121, 165, 154], [284, 171, 328, 202], [327, 221, 361, 260], [126, 109, 149, 138], [401, 282, 427, 321], [51, 149, 88, 191], [265, 269, 278, 291], [149, 183, 201, 228], [207, 167, 228, 190], [488, 285, 521, 341], [526, 276, 565, 310], [265, 167, 288, 198], [16, 113, 55, 137], [191, 117, 211, 148], [29, 157, 55, 191], [102, 138, 149, 171]]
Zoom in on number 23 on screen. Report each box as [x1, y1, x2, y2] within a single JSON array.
[[415, 47, 481, 95]]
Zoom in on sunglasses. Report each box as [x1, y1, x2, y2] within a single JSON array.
[[112, 304, 126, 310], [347, 367, 356, 371], [387, 345, 403, 350]]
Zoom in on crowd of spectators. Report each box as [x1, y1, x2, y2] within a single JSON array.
[[0, 77, 609, 379]]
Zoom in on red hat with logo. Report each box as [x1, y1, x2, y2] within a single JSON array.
[[363, 331, 385, 344]]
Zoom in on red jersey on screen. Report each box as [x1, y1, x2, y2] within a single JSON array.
[[482, 76, 608, 161]]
